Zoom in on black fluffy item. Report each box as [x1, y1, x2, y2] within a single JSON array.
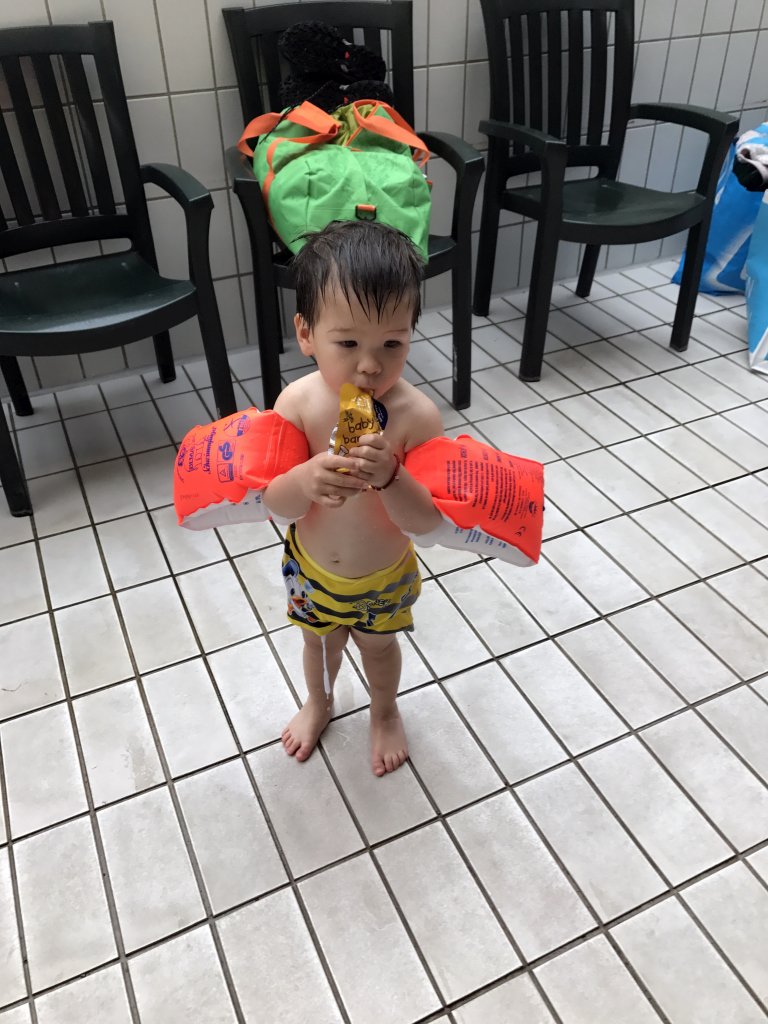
[[278, 20, 386, 83]]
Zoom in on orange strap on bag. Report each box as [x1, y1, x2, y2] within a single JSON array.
[[174, 408, 309, 530], [349, 100, 430, 166], [404, 435, 544, 565], [236, 101, 340, 157]]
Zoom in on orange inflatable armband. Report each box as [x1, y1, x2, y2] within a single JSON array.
[[174, 408, 309, 530], [404, 435, 544, 565]]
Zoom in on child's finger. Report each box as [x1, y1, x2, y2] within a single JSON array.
[[351, 444, 387, 464], [357, 433, 386, 448], [319, 493, 346, 508], [327, 468, 368, 490], [323, 453, 360, 472]]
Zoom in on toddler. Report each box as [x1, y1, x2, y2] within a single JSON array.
[[263, 220, 444, 775]]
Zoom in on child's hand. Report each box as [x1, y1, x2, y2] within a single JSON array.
[[301, 452, 368, 508], [350, 433, 399, 490]]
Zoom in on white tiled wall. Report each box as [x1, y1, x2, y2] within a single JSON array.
[[1, 0, 767, 392]]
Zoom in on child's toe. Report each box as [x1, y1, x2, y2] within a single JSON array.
[[283, 731, 300, 755]]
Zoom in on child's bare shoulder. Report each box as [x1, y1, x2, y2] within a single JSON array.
[[272, 371, 324, 430], [387, 379, 444, 451]]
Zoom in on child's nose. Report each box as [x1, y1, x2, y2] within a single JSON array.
[[357, 354, 381, 375]]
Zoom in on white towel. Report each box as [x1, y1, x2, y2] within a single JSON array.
[[736, 126, 768, 187]]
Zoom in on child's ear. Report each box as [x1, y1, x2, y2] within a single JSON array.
[[294, 313, 313, 355]]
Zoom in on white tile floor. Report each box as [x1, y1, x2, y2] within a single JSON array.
[[2, 259, 768, 1023]]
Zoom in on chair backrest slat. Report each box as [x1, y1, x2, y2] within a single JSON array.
[[587, 10, 608, 145], [0, 110, 34, 226], [259, 32, 285, 109], [546, 10, 562, 137], [62, 52, 115, 215], [223, 3, 415, 127], [481, 0, 634, 173], [2, 55, 61, 220], [31, 53, 89, 217], [508, 15, 526, 131], [526, 13, 543, 132], [362, 27, 382, 56], [565, 10, 583, 145]]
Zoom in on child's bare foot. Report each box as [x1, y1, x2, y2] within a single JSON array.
[[370, 707, 408, 776], [282, 698, 332, 761]]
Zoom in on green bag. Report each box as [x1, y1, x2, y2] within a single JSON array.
[[237, 99, 432, 260]]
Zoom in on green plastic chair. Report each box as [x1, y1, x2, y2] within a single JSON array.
[[223, 1, 485, 411], [473, 0, 739, 381], [0, 21, 237, 516]]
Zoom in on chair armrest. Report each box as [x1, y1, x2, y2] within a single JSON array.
[[420, 131, 484, 245], [629, 103, 739, 199], [479, 118, 566, 158], [420, 130, 484, 176], [140, 162, 213, 285], [479, 118, 567, 217], [140, 162, 211, 208], [629, 103, 738, 140]]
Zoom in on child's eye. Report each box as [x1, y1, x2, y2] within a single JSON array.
[[384, 339, 403, 349], [338, 339, 357, 349]]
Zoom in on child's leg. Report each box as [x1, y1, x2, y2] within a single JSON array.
[[282, 626, 349, 761], [350, 630, 407, 776]]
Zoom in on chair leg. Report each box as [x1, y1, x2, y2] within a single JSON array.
[[0, 356, 33, 417], [670, 222, 706, 351], [0, 403, 31, 516], [575, 244, 601, 298], [473, 176, 502, 318], [275, 289, 284, 356], [451, 251, 473, 410], [254, 268, 283, 411], [519, 221, 560, 381], [152, 331, 176, 384], [195, 284, 237, 418]]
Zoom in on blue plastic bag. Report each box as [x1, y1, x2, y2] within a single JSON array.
[[673, 142, 762, 293], [745, 191, 768, 373]]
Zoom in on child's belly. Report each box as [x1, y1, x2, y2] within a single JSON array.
[[296, 490, 410, 578]]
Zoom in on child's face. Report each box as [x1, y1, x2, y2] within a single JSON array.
[[295, 285, 413, 400]]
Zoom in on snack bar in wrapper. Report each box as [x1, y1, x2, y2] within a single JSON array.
[[330, 383, 384, 470]]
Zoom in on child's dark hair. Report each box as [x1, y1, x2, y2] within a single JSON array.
[[292, 221, 423, 329]]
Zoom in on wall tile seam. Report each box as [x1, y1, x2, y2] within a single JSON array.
[[728, 0, 768, 115]]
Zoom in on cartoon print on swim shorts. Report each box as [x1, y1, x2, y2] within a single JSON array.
[[352, 596, 389, 629], [353, 582, 417, 629], [282, 558, 320, 624]]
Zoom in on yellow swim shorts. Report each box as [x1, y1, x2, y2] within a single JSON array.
[[281, 524, 421, 636]]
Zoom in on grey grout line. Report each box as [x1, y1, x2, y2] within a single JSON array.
[[0, 735, 40, 1023]]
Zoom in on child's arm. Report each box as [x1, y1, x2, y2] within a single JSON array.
[[262, 385, 367, 519], [351, 391, 444, 536]]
